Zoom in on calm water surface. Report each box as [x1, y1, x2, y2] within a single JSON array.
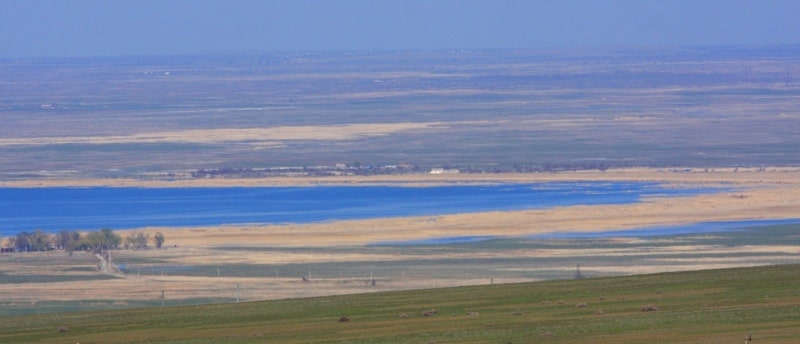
[[0, 182, 718, 236]]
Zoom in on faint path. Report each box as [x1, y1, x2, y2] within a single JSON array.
[[95, 252, 124, 276]]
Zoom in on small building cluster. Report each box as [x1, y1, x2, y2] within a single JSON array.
[[429, 168, 460, 174]]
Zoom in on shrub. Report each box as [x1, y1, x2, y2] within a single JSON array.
[[641, 305, 659, 312]]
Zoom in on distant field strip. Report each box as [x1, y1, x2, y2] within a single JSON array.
[[0, 122, 443, 146]]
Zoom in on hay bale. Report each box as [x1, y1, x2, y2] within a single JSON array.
[[398, 313, 409, 318], [467, 311, 479, 317], [576, 302, 588, 308], [338, 316, 350, 322], [57, 326, 69, 333]]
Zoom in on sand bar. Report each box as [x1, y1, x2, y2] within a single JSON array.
[[34, 167, 793, 248], [1, 168, 798, 306], [2, 168, 798, 247], [155, 184, 799, 247]]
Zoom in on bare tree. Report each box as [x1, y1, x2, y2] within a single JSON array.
[[14, 230, 51, 252], [124, 232, 150, 250], [154, 232, 166, 249]]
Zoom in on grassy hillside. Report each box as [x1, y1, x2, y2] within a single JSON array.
[[1, 264, 798, 343]]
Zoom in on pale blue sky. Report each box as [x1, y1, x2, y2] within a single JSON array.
[[1, 0, 798, 58]]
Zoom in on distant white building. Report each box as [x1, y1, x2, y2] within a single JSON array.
[[429, 168, 460, 174]]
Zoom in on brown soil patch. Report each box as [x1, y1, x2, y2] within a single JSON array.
[[0, 122, 441, 146]]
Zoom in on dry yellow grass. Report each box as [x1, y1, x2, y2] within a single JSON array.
[[3, 166, 798, 187], [0, 167, 796, 255], [2, 168, 798, 248], [86, 168, 798, 248], [1, 168, 798, 305], [0, 122, 442, 146]]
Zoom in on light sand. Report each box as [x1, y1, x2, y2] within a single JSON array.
[[1, 168, 798, 307], [109, 168, 800, 248], [2, 168, 798, 247], [0, 122, 441, 146], [2, 166, 798, 188]]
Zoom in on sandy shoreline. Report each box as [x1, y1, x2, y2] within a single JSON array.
[[99, 168, 799, 248], [1, 168, 798, 308], [154, 183, 799, 248], [3, 167, 799, 247], [2, 167, 800, 188], [0, 167, 800, 188]]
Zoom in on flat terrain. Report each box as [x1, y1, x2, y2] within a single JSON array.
[[1, 169, 798, 316], [6, 167, 797, 247], [1, 264, 798, 343], [159, 169, 800, 247], [2, 46, 799, 179], [1, 46, 798, 331]]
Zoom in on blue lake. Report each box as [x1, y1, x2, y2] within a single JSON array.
[[0, 182, 720, 236]]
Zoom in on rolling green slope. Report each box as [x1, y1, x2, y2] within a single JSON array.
[[1, 264, 798, 343]]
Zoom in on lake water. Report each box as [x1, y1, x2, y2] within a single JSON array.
[[0, 182, 718, 236]]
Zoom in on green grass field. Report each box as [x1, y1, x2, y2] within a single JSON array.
[[1, 264, 797, 343]]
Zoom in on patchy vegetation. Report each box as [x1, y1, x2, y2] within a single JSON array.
[[4, 228, 164, 254], [2, 47, 799, 180], [0, 264, 797, 343]]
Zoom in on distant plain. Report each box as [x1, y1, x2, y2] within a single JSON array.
[[2, 46, 799, 178], [1, 46, 799, 316]]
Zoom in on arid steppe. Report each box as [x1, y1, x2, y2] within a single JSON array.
[[1, 168, 798, 315], [1, 47, 799, 315]]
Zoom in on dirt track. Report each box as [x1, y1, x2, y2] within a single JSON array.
[[1, 168, 798, 309]]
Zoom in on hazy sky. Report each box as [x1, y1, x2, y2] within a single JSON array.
[[1, 0, 798, 58]]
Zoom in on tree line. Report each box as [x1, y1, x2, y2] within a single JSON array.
[[6, 228, 165, 254]]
